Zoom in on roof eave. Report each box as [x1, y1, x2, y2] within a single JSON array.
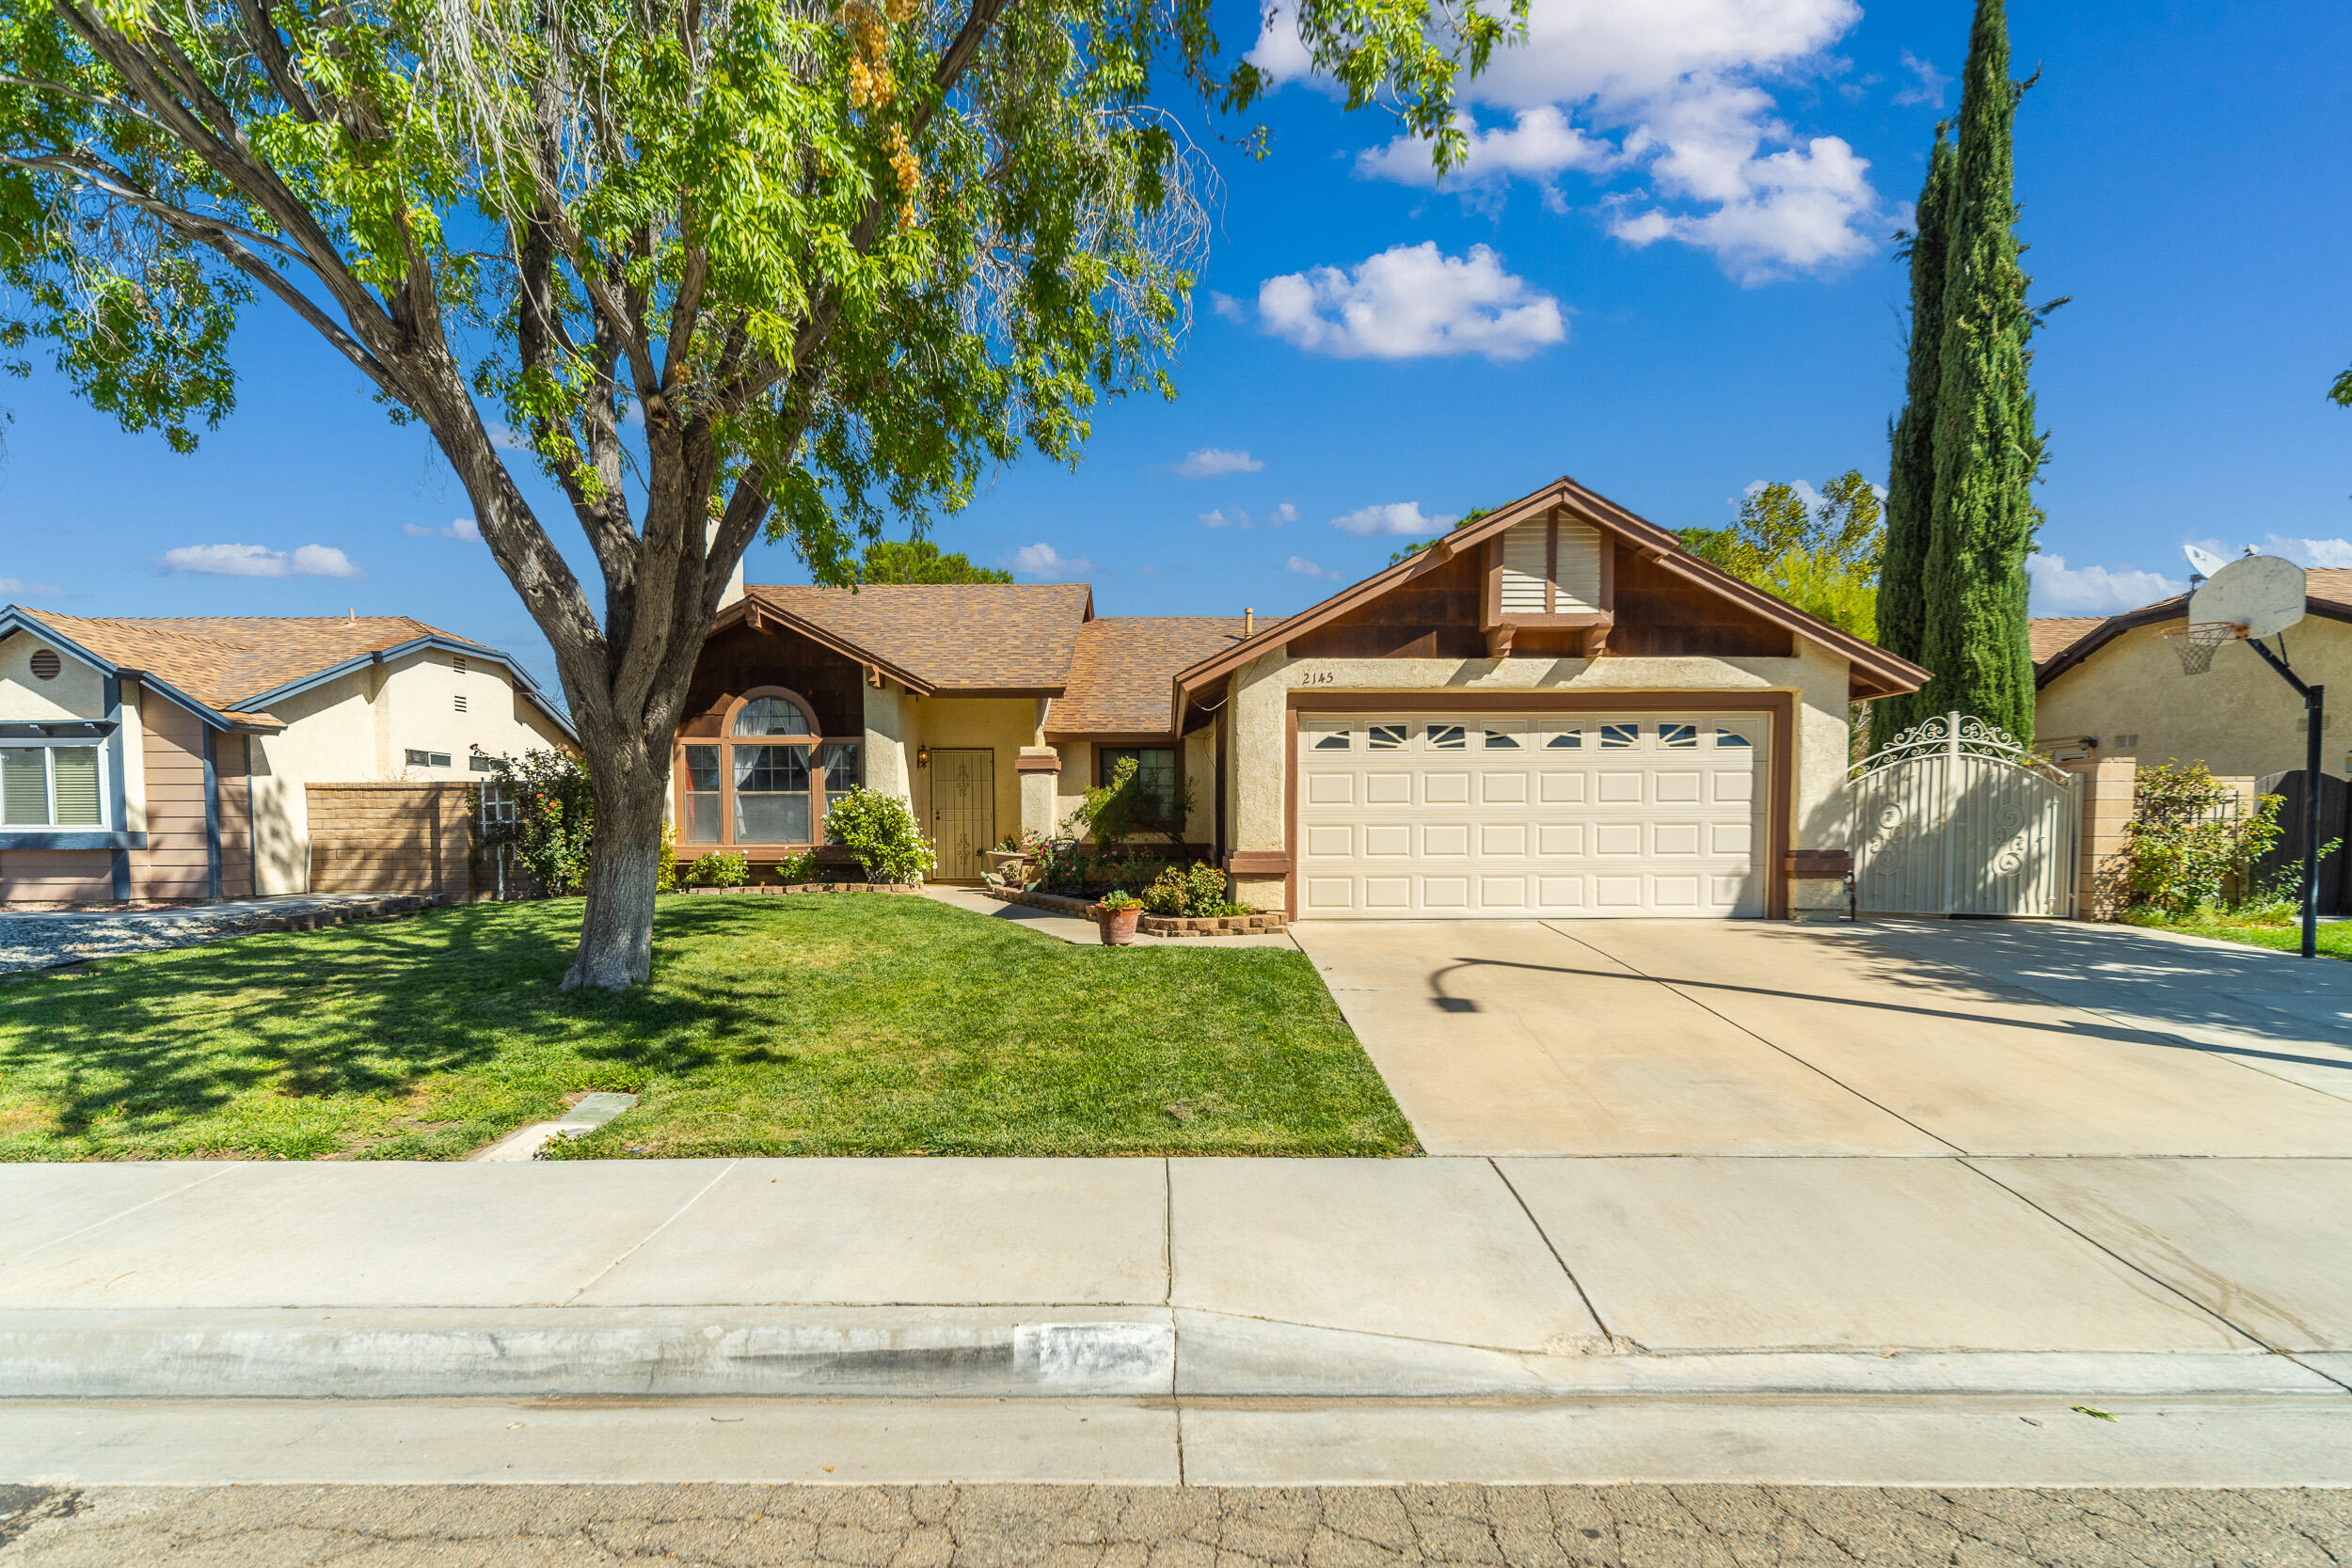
[[721, 594, 938, 695], [233, 634, 580, 741]]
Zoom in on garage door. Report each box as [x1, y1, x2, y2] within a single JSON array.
[[1295, 712, 1770, 918]]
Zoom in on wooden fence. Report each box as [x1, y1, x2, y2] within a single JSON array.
[[305, 783, 483, 901]]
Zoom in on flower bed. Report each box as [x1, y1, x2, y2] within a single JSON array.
[[983, 884, 1285, 935], [683, 882, 922, 896]]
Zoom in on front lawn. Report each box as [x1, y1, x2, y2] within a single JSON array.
[[2121, 909, 2352, 960], [0, 895, 1416, 1160]]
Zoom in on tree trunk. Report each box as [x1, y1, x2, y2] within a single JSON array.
[[563, 752, 669, 990]]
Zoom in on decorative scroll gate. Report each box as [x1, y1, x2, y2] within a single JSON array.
[[1847, 713, 2080, 917]]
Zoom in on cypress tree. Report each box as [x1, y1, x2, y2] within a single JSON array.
[[1914, 0, 2047, 744], [1871, 126, 1955, 750]]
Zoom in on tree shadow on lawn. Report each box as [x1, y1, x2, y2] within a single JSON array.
[[0, 898, 790, 1147]]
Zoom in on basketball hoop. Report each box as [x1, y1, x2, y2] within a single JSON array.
[[2164, 621, 2244, 674]]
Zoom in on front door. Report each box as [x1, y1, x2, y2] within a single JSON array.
[[930, 749, 995, 881]]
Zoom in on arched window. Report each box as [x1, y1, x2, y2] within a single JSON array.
[[674, 688, 863, 848]]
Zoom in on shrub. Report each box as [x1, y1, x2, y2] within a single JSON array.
[[771, 848, 819, 884], [2122, 762, 2281, 913], [1141, 862, 1244, 917], [1095, 889, 1143, 911], [1062, 755, 1191, 856], [825, 786, 937, 884], [480, 749, 594, 895], [686, 850, 749, 888], [656, 822, 679, 894]]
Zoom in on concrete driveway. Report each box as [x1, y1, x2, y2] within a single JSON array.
[[1292, 918, 2352, 1158]]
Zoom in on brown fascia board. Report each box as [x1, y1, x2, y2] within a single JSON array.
[[2034, 593, 2352, 688], [713, 595, 936, 695], [1170, 474, 1933, 704]]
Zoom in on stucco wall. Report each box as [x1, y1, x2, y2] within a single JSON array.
[[862, 680, 913, 809], [1224, 641, 1855, 911], [0, 635, 105, 722], [1043, 731, 1218, 849], [2038, 620, 2352, 782]]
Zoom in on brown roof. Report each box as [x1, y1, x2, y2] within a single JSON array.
[[742, 583, 1093, 691], [22, 610, 486, 713], [2033, 568, 2352, 684], [1051, 617, 1250, 736]]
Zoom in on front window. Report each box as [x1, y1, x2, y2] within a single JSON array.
[[1098, 746, 1180, 829], [2, 744, 104, 829], [674, 689, 860, 847]]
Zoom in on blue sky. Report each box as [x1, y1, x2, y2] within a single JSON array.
[[3, 0, 2347, 697]]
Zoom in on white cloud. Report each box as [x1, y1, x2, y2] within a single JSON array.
[[2263, 535, 2352, 569], [0, 576, 62, 597], [156, 543, 367, 581], [1257, 243, 1565, 363], [1278, 0, 1885, 276], [1331, 501, 1457, 538], [1200, 503, 1296, 531], [1285, 556, 1343, 580], [1892, 49, 1948, 108], [403, 518, 483, 542], [1011, 542, 1093, 578], [1208, 292, 1246, 324], [1174, 448, 1264, 479], [2026, 554, 2184, 617]]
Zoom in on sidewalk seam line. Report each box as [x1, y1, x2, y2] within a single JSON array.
[[1489, 1157, 1612, 1342], [3, 1165, 244, 1270], [1542, 923, 1966, 1155], [1954, 1156, 2284, 1354], [562, 1160, 741, 1306]]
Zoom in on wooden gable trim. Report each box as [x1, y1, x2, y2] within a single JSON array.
[[1172, 475, 1930, 705], [709, 595, 935, 695]]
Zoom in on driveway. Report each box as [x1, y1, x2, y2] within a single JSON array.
[[1292, 918, 2352, 1157]]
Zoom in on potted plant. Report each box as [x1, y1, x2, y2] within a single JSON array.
[[1091, 889, 1144, 946], [981, 832, 1034, 885]]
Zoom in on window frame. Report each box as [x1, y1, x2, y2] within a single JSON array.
[[672, 686, 864, 850], [1095, 744, 1182, 831], [0, 736, 111, 832]]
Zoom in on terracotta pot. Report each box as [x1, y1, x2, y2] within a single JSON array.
[[1094, 904, 1142, 945]]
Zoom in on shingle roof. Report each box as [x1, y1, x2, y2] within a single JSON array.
[[744, 583, 1093, 691], [1051, 617, 1250, 736], [2031, 567, 2352, 681], [2027, 617, 2109, 666], [20, 610, 487, 713]]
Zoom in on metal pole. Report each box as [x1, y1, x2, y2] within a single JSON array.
[[2305, 684, 2325, 959]]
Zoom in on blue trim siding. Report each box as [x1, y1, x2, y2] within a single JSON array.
[[202, 726, 222, 902], [103, 674, 130, 899], [0, 832, 147, 851]]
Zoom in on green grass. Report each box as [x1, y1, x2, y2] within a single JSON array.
[[0, 895, 1417, 1161], [2120, 908, 2352, 960]]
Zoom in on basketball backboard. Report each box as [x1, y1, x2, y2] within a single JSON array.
[[2188, 553, 2306, 641]]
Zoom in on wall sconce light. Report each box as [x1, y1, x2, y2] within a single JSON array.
[[916, 745, 931, 768]]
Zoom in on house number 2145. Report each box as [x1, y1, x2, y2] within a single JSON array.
[[1297, 671, 1337, 686]]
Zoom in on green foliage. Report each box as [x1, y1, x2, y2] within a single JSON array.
[[860, 538, 1011, 584], [1873, 129, 1955, 749], [771, 848, 820, 883], [1141, 861, 1248, 917], [1680, 470, 1883, 640], [824, 784, 936, 883], [482, 751, 596, 895], [686, 850, 750, 888], [2121, 763, 2281, 914], [1389, 507, 1491, 565], [1074, 754, 1189, 855], [2332, 365, 2352, 409], [656, 823, 679, 894], [1877, 0, 2059, 746], [1094, 890, 1143, 911]]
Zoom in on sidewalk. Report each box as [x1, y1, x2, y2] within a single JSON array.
[[6, 1154, 2351, 1484]]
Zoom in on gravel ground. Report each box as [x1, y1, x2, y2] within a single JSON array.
[[5, 1483, 2350, 1566], [0, 897, 409, 975]]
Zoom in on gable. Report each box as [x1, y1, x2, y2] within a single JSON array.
[[681, 617, 871, 739]]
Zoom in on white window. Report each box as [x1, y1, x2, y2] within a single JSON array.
[[0, 742, 107, 829], [405, 748, 453, 768]]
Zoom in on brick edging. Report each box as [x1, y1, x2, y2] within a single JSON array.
[[979, 883, 1287, 937], [677, 882, 922, 896]]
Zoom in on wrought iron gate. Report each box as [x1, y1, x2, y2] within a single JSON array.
[[1847, 713, 2081, 917]]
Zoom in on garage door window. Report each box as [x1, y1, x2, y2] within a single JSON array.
[[1313, 731, 1351, 751], [1547, 730, 1583, 750], [1368, 725, 1406, 751], [1600, 724, 1637, 748], [1484, 730, 1520, 750], [1661, 723, 1698, 748], [1715, 726, 1753, 749], [1429, 724, 1467, 750]]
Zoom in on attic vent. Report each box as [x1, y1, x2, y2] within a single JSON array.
[[1498, 518, 1603, 616], [453, 693, 469, 714], [29, 649, 61, 681], [452, 655, 469, 674]]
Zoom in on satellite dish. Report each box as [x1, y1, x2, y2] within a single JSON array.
[[2183, 543, 2230, 579], [2189, 553, 2307, 641]]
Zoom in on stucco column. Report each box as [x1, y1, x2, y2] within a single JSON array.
[[1015, 750, 1061, 837], [2065, 752, 2138, 920], [862, 681, 912, 809]]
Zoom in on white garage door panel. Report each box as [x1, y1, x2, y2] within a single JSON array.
[[1296, 712, 1770, 919]]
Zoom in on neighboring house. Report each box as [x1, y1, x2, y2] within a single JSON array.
[[676, 474, 1928, 918], [0, 609, 574, 905], [2033, 569, 2352, 780]]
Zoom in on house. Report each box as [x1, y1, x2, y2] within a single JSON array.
[[677, 474, 1929, 917], [0, 609, 574, 905], [2033, 569, 2352, 781]]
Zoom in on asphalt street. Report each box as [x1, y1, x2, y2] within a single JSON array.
[[7, 1482, 2351, 1566]]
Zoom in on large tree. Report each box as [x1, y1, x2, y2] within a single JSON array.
[[1, 0, 1515, 988], [1681, 469, 1883, 641], [1870, 125, 1951, 748], [1894, 0, 2053, 745], [859, 537, 1009, 583]]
